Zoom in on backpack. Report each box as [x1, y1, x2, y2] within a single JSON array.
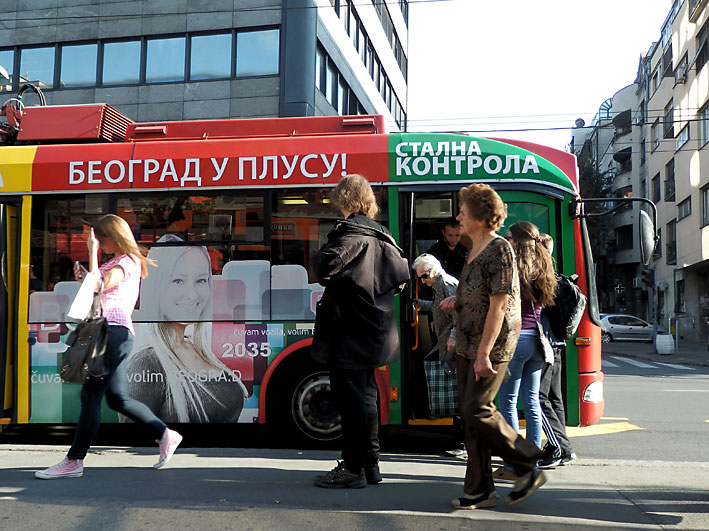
[[543, 273, 587, 340]]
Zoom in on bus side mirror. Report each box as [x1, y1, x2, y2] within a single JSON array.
[[639, 210, 656, 267]]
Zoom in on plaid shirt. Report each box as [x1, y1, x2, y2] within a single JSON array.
[[99, 254, 141, 335]]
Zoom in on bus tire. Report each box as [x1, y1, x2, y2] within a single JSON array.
[[268, 360, 342, 443], [289, 369, 342, 442]]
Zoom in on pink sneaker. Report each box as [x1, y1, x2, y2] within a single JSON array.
[[35, 457, 83, 479], [154, 428, 183, 469]]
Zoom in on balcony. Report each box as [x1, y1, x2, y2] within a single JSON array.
[[690, 0, 708, 22], [613, 147, 632, 175]]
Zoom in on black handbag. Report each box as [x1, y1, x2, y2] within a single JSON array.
[[60, 280, 110, 384]]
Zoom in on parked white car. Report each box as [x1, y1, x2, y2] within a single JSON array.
[[600, 314, 653, 343]]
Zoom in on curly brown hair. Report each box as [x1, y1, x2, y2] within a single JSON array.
[[458, 183, 507, 231], [330, 174, 379, 219], [508, 221, 557, 307]]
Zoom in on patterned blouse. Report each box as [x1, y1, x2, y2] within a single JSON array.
[[453, 237, 521, 363]]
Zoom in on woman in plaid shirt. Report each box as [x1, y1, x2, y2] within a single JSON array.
[[36, 214, 182, 480]]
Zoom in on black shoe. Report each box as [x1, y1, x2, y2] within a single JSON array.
[[540, 443, 560, 460], [504, 469, 547, 505], [537, 456, 562, 469], [451, 491, 498, 510], [559, 452, 577, 465], [365, 463, 382, 485], [313, 461, 366, 489]]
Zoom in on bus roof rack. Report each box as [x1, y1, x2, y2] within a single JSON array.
[[126, 114, 386, 142], [15, 104, 133, 144]]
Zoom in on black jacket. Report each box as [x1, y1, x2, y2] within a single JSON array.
[[309, 214, 410, 369]]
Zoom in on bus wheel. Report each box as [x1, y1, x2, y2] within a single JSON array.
[[290, 370, 342, 441], [601, 331, 612, 343]]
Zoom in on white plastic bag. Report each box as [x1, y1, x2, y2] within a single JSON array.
[[67, 271, 100, 322]]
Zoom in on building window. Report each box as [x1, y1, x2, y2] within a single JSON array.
[[19, 46, 55, 88], [696, 19, 708, 72], [678, 196, 692, 220], [675, 53, 688, 83], [326, 61, 336, 105], [700, 105, 709, 146], [676, 125, 690, 150], [654, 228, 662, 259], [651, 119, 660, 151], [60, 44, 97, 87], [663, 100, 674, 138], [652, 173, 661, 203], [676, 278, 686, 313], [236, 29, 280, 77], [652, 70, 659, 93], [337, 77, 348, 115], [190, 33, 231, 80], [702, 187, 709, 226], [640, 178, 647, 199], [615, 225, 633, 250], [665, 159, 675, 202], [0, 49, 13, 92], [146, 37, 186, 83], [315, 45, 326, 93], [666, 219, 677, 265], [102, 40, 140, 85]]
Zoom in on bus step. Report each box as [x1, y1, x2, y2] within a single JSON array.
[[407, 418, 454, 426]]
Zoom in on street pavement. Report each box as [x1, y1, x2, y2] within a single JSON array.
[[602, 338, 709, 367], [1, 444, 708, 530], [2, 338, 708, 530]]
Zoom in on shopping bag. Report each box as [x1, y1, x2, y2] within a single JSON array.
[[423, 359, 459, 417], [67, 271, 100, 322]]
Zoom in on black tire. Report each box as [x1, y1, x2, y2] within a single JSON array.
[[290, 370, 342, 441], [267, 359, 342, 443], [601, 331, 612, 343]]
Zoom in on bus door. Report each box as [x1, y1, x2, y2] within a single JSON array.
[[399, 187, 560, 424], [0, 200, 22, 426], [399, 187, 460, 423]]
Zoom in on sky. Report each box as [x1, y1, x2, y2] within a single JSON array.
[[407, 0, 673, 150]]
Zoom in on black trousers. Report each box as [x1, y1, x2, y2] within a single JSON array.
[[329, 367, 380, 473], [68, 325, 167, 460], [539, 348, 573, 456]]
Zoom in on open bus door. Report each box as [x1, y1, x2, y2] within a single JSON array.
[[0, 200, 23, 428], [399, 186, 563, 426]]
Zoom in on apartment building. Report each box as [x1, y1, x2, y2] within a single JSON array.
[[0, 0, 407, 130], [576, 0, 709, 342]]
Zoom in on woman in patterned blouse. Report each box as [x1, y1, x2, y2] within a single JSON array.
[[440, 183, 546, 510]]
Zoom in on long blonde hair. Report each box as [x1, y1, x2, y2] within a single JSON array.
[[93, 214, 154, 278], [508, 221, 557, 307], [136, 237, 246, 421]]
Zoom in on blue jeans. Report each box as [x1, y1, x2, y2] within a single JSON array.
[[498, 332, 545, 452], [68, 325, 167, 460]]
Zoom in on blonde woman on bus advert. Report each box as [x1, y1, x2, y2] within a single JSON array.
[[122, 235, 247, 424], [35, 214, 183, 480], [495, 221, 558, 481], [310, 174, 410, 489], [439, 183, 545, 509]]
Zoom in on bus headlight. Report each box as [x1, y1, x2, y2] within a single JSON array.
[[583, 381, 603, 403]]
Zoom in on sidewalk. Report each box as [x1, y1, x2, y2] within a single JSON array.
[[1, 445, 708, 530], [603, 338, 709, 367]]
